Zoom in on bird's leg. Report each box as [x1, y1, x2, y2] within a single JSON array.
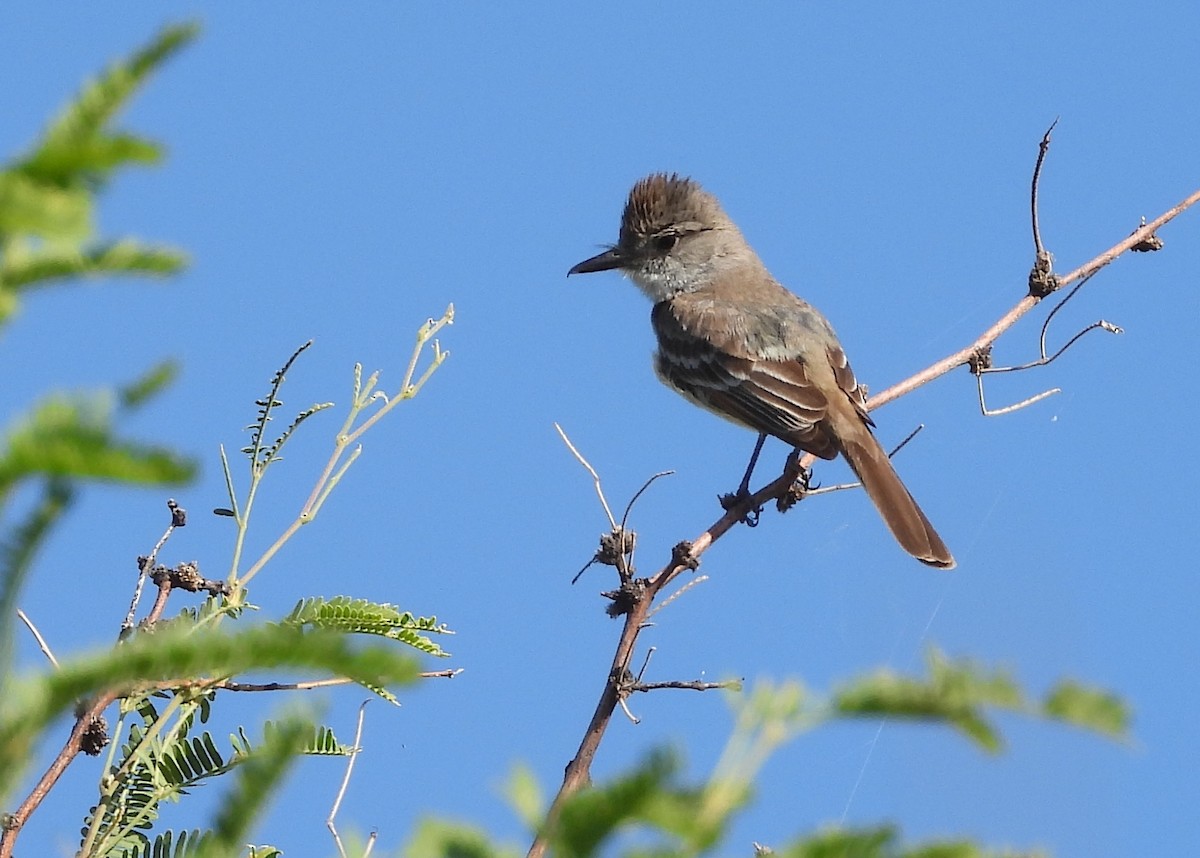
[[737, 433, 768, 496], [720, 433, 767, 525]]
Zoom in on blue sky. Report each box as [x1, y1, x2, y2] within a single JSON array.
[[3, 4, 1198, 855]]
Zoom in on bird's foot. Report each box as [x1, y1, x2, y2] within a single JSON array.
[[719, 486, 762, 527], [776, 463, 813, 513]]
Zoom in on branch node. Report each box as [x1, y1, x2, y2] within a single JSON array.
[[670, 541, 699, 572], [967, 346, 993, 375], [601, 578, 649, 618], [78, 713, 109, 757], [166, 497, 187, 527], [1028, 252, 1058, 298], [1130, 216, 1165, 252]]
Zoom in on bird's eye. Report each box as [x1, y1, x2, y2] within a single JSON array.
[[654, 234, 678, 252]]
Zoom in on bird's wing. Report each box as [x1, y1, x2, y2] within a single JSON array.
[[651, 299, 846, 459]]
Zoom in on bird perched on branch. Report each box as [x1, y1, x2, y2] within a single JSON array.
[[569, 173, 954, 569]]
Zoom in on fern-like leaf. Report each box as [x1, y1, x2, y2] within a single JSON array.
[[287, 595, 453, 657]]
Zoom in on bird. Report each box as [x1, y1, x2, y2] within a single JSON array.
[[568, 173, 954, 569]]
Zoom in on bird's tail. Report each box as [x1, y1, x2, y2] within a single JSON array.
[[830, 409, 955, 569]]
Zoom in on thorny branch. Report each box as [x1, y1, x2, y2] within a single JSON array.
[[528, 135, 1199, 855]]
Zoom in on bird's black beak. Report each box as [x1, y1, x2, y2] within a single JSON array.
[[568, 247, 625, 276]]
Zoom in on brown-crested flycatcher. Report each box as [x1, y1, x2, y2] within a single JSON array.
[[569, 173, 954, 569]]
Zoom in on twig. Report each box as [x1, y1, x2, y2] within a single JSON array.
[[15, 609, 59, 668], [800, 426, 925, 497], [1029, 118, 1059, 295], [199, 669, 462, 694], [975, 372, 1061, 417], [863, 186, 1200, 415], [555, 422, 617, 530], [649, 575, 709, 618], [621, 471, 675, 532], [630, 678, 741, 693], [1032, 119, 1057, 254], [121, 498, 185, 636], [970, 271, 1122, 414], [328, 701, 373, 858]]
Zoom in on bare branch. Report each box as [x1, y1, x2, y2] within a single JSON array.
[[1029, 118, 1060, 297], [650, 575, 709, 618], [15, 609, 59, 668], [621, 471, 675, 532], [631, 678, 741, 693], [121, 498, 186, 637], [555, 422, 617, 530], [863, 186, 1200, 416], [327, 701, 370, 858], [974, 371, 1061, 417]]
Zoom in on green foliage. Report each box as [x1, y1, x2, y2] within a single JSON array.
[[420, 670, 1124, 858], [1041, 680, 1129, 739], [1, 240, 185, 292], [16, 23, 197, 188], [0, 362, 195, 678], [0, 623, 420, 798], [286, 596, 454, 657], [0, 377, 195, 492], [238, 340, 333, 476], [551, 751, 716, 857], [767, 825, 1046, 858], [0, 22, 197, 684], [406, 819, 522, 858], [0, 22, 195, 318], [832, 649, 1131, 753], [195, 715, 310, 858], [520, 749, 1050, 858], [229, 722, 350, 759]]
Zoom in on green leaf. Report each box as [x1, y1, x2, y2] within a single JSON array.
[[0, 624, 420, 797], [0, 239, 186, 292], [551, 750, 681, 857], [286, 596, 453, 657], [18, 133, 162, 187], [0, 389, 196, 491], [0, 171, 91, 240], [504, 763, 544, 832], [120, 360, 181, 410], [18, 22, 200, 187], [772, 824, 897, 858], [406, 818, 517, 858], [195, 714, 310, 858], [770, 825, 1046, 858], [231, 721, 350, 759], [1043, 680, 1131, 740], [832, 650, 1024, 753]]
